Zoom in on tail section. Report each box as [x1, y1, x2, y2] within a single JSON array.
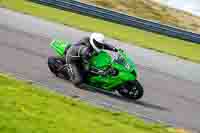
[[50, 39, 71, 57]]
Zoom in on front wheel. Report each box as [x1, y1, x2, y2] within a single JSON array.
[[118, 80, 144, 100]]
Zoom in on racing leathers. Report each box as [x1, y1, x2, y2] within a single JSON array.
[[64, 37, 117, 86]]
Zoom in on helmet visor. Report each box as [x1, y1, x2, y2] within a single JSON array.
[[93, 39, 104, 49]]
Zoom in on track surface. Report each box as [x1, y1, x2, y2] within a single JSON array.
[[0, 8, 200, 132]]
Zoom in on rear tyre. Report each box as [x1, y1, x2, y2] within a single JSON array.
[[48, 56, 69, 80], [118, 80, 144, 100]]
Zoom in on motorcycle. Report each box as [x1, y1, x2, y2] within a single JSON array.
[[48, 39, 144, 100]]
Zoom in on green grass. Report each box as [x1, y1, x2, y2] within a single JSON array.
[[1, 0, 200, 63], [0, 73, 178, 133]]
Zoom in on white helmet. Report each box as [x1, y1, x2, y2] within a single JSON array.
[[89, 32, 105, 52]]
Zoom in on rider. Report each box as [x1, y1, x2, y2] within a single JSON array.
[[64, 32, 118, 86]]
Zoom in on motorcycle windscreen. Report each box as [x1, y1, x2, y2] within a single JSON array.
[[50, 39, 71, 57], [89, 51, 112, 70]]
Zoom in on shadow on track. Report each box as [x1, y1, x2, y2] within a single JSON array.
[[75, 83, 171, 112], [51, 74, 170, 112]]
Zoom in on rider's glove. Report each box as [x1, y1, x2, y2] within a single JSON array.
[[113, 48, 118, 52]]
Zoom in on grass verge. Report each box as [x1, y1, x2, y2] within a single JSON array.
[[0, 0, 200, 63], [83, 0, 200, 33], [0, 73, 179, 133]]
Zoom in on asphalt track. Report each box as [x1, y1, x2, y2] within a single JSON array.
[[0, 8, 200, 132]]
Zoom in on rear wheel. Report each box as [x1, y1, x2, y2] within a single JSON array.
[[48, 56, 69, 80], [118, 80, 144, 100]]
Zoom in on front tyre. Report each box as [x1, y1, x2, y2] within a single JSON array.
[[118, 80, 144, 100]]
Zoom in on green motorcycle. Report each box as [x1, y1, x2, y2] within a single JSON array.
[[48, 39, 144, 100]]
